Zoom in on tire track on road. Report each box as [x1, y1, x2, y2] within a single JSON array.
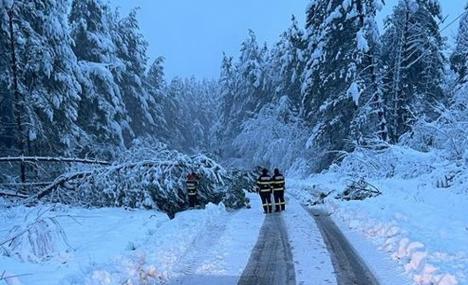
[[306, 207, 379, 285], [238, 213, 296, 285]]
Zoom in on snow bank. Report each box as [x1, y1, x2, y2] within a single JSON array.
[[289, 145, 468, 285]]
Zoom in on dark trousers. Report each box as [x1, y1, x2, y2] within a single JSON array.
[[274, 191, 285, 211], [188, 195, 197, 208], [259, 191, 272, 213]]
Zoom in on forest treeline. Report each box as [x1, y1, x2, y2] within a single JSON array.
[[0, 0, 467, 177]]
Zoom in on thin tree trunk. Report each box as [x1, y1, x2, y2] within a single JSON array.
[[8, 9, 26, 185], [391, 4, 410, 143]]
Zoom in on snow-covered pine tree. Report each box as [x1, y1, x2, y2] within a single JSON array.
[[0, 1, 19, 156], [269, 15, 307, 114], [189, 79, 220, 153], [145, 56, 170, 144], [227, 16, 310, 169], [217, 31, 270, 160], [215, 54, 238, 157], [236, 30, 270, 118], [450, 3, 468, 84], [162, 78, 189, 151], [146, 56, 166, 91], [302, 0, 384, 169], [164, 77, 220, 153], [0, 0, 83, 156], [445, 3, 468, 160], [69, 0, 130, 156], [350, 0, 389, 144], [112, 9, 159, 143], [381, 0, 445, 143]]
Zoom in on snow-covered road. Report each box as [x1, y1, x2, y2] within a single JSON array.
[[1, 191, 412, 285], [238, 214, 296, 285], [309, 208, 379, 285], [164, 193, 386, 285]]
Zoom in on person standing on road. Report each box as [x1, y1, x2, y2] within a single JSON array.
[[256, 168, 273, 214], [186, 172, 199, 208], [271, 168, 286, 212]]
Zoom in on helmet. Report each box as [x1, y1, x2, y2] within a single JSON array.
[[262, 168, 269, 175], [274, 168, 280, 175]]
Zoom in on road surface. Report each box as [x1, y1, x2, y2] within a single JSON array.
[[306, 207, 379, 285], [238, 197, 380, 285], [238, 213, 296, 285], [166, 195, 380, 285]]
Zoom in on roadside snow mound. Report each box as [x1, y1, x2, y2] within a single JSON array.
[[291, 143, 467, 285], [334, 145, 467, 194]]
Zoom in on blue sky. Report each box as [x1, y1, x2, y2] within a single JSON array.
[[110, 0, 466, 80]]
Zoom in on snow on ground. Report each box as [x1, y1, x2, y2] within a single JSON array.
[[0, 204, 169, 284], [288, 146, 468, 285], [0, 193, 263, 285], [283, 196, 336, 285], [163, 193, 264, 284]]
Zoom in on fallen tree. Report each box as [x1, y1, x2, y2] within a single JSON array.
[[17, 144, 249, 216], [0, 156, 110, 165]]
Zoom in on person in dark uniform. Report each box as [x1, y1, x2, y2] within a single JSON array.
[[271, 168, 286, 212], [186, 172, 199, 208], [256, 168, 272, 214]]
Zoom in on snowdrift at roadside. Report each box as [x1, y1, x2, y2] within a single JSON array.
[[290, 145, 467, 285]]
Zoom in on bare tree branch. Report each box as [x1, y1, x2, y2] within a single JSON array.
[[0, 156, 111, 165]]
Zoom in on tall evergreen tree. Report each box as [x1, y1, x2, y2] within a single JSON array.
[[112, 9, 157, 142], [302, 0, 384, 169], [381, 0, 445, 142], [69, 0, 129, 154], [215, 54, 238, 156], [350, 0, 389, 143], [0, 1, 17, 155], [163, 78, 219, 153], [450, 4, 468, 83], [269, 15, 307, 113], [236, 30, 270, 112], [145, 56, 170, 143], [217, 31, 270, 158], [1, 0, 83, 156], [146, 56, 166, 90]]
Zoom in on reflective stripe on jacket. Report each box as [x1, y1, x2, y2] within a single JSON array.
[[271, 175, 285, 191], [186, 178, 198, 195], [256, 174, 272, 192]]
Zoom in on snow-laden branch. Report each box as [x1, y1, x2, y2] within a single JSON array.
[[34, 171, 94, 200], [0, 156, 111, 165], [0, 190, 28, 198], [0, 182, 52, 187]]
